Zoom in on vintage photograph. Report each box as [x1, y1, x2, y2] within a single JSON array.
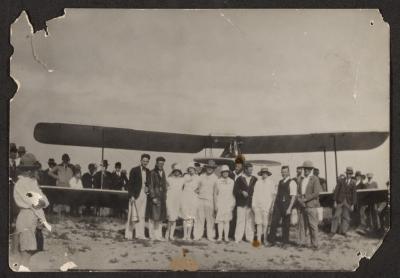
[[9, 9, 389, 271]]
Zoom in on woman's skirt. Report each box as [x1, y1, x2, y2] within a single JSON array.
[[16, 209, 39, 251]]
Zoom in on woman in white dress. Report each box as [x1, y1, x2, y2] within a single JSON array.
[[214, 165, 235, 242], [181, 163, 200, 240], [68, 165, 84, 216], [165, 163, 184, 240]]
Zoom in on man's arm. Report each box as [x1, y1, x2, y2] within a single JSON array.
[[304, 177, 321, 203], [48, 166, 58, 179], [286, 180, 297, 214]]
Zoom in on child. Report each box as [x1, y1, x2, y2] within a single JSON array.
[[181, 163, 200, 240], [165, 164, 184, 240], [13, 153, 50, 271], [214, 165, 235, 242]]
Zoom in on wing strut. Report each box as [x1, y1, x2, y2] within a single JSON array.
[[333, 135, 338, 179], [323, 148, 328, 187]]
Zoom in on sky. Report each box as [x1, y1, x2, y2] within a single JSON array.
[[10, 9, 389, 190]]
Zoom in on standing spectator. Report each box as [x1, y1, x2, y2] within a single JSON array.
[[269, 166, 297, 246], [111, 162, 128, 190], [354, 171, 364, 189], [48, 154, 74, 214], [358, 173, 379, 234], [194, 162, 204, 176], [48, 153, 74, 187], [194, 160, 218, 241], [313, 168, 327, 192], [233, 162, 257, 243], [295, 166, 303, 185], [82, 163, 97, 189], [181, 163, 200, 240], [15, 146, 26, 167], [13, 153, 49, 271], [148, 156, 168, 241], [214, 165, 235, 242], [125, 154, 151, 240], [165, 163, 184, 241], [330, 167, 357, 237], [297, 160, 321, 249], [229, 157, 244, 181], [252, 167, 275, 246], [40, 158, 57, 186], [94, 160, 112, 189], [69, 165, 83, 216], [9, 143, 18, 182]]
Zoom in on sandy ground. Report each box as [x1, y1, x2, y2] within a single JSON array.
[[9, 214, 383, 272]]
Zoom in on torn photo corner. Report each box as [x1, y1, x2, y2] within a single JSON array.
[[8, 9, 389, 271]]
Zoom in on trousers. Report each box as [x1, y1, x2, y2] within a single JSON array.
[[234, 206, 255, 242], [268, 202, 291, 243], [194, 199, 215, 240], [298, 207, 319, 247], [331, 203, 351, 234], [125, 190, 147, 239]]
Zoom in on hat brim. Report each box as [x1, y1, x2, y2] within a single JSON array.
[[220, 169, 230, 173], [346, 171, 354, 174], [17, 165, 40, 171], [258, 171, 272, 176], [171, 169, 183, 175]]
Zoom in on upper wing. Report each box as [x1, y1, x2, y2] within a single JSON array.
[[34, 122, 388, 153], [238, 132, 389, 153]]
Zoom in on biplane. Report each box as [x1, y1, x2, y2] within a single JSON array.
[[34, 122, 389, 208]]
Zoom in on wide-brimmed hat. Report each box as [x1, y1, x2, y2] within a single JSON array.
[[345, 166, 354, 174], [17, 153, 40, 170], [10, 143, 17, 153], [204, 160, 217, 169], [187, 162, 197, 170], [301, 160, 314, 169], [220, 165, 230, 173], [355, 171, 362, 177], [258, 167, 272, 176], [170, 163, 183, 175], [18, 146, 26, 153], [366, 172, 373, 178]]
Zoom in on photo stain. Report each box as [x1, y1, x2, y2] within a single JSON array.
[[252, 240, 261, 247]]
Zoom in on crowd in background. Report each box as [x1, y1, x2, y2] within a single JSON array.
[[9, 143, 389, 256]]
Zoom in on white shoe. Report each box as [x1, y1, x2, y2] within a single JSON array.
[[234, 240, 241, 244], [18, 265, 31, 272]]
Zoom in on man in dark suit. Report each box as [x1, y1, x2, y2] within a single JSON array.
[[148, 156, 167, 241], [40, 158, 57, 186], [331, 167, 357, 236], [111, 162, 128, 190], [268, 166, 298, 246], [94, 160, 113, 189], [82, 163, 97, 188], [233, 162, 257, 243], [297, 160, 322, 249], [125, 153, 151, 240]]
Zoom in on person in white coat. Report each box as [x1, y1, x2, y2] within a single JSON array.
[[166, 163, 184, 240], [214, 165, 235, 242], [252, 167, 275, 246], [181, 163, 200, 240]]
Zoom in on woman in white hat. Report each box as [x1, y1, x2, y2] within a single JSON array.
[[214, 165, 235, 242], [252, 167, 275, 246], [165, 163, 184, 240], [180, 162, 200, 240]]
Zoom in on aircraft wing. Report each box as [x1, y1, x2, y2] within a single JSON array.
[[40, 186, 388, 209], [238, 132, 389, 153], [319, 188, 388, 207], [34, 122, 388, 153]]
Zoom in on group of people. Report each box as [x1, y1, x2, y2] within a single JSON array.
[[9, 143, 388, 271], [122, 153, 325, 248]]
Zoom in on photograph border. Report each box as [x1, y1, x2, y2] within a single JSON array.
[[1, 1, 399, 277]]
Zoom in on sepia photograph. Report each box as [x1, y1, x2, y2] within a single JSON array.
[[8, 9, 389, 271]]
